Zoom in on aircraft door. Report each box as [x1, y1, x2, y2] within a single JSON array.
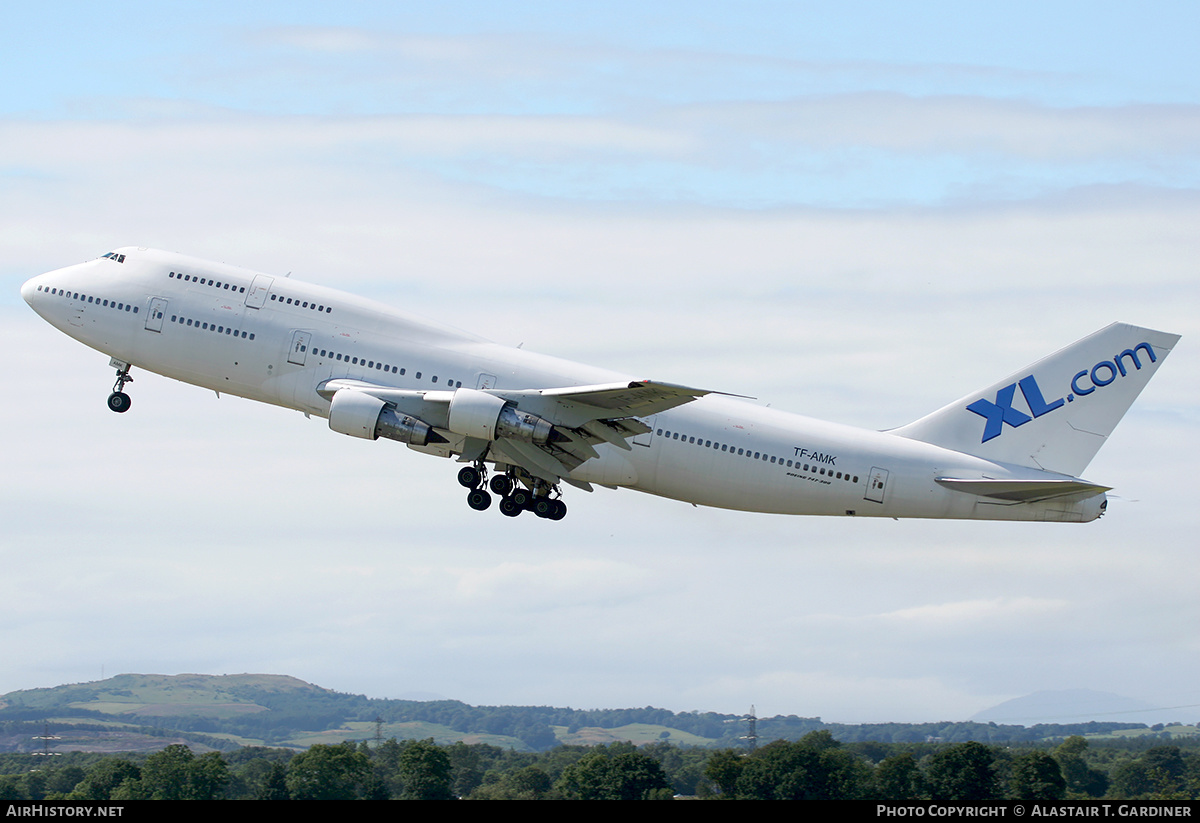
[[476, 373, 497, 390], [287, 330, 312, 366], [144, 297, 168, 333], [245, 275, 274, 309], [864, 467, 889, 504]]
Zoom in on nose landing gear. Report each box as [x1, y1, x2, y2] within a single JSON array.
[[107, 361, 133, 413]]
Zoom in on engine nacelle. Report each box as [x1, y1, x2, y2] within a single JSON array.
[[447, 388, 554, 444], [328, 389, 435, 446]]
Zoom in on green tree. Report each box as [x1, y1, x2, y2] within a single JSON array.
[[1053, 736, 1108, 798], [189, 752, 231, 800], [874, 753, 927, 801], [397, 739, 454, 800], [138, 744, 229, 801], [256, 761, 290, 801], [44, 765, 86, 797], [286, 742, 372, 800], [1009, 751, 1066, 801], [556, 745, 672, 800], [703, 749, 746, 798], [732, 738, 869, 800], [446, 741, 484, 797], [924, 742, 999, 802], [70, 758, 141, 801], [140, 744, 193, 800], [469, 765, 553, 800], [1111, 746, 1188, 799]]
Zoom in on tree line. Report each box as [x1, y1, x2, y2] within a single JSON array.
[[1, 732, 1198, 800]]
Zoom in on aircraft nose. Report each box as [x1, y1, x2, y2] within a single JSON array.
[[21, 275, 41, 306]]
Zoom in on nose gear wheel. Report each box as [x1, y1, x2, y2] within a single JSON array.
[[107, 363, 134, 413]]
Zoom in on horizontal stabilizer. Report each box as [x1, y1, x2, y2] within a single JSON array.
[[935, 477, 1111, 502]]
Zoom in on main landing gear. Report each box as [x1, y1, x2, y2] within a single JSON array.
[[107, 363, 133, 413], [457, 464, 567, 520]]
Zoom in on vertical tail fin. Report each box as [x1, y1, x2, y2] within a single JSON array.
[[892, 323, 1180, 476]]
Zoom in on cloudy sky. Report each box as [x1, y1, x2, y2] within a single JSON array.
[[2, 2, 1197, 725]]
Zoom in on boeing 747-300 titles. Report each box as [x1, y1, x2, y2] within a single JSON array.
[[22, 247, 1179, 522]]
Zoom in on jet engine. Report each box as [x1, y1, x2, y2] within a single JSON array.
[[446, 388, 554, 444], [328, 389, 438, 446]]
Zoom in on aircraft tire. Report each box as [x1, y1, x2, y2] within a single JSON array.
[[499, 496, 522, 517], [107, 392, 132, 413], [533, 498, 554, 518], [467, 489, 492, 511], [489, 475, 513, 496], [511, 489, 532, 509], [457, 466, 481, 488], [549, 500, 567, 520]]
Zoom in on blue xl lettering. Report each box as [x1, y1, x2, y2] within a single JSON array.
[[966, 382, 1033, 443], [968, 376, 1062, 443], [968, 342, 1157, 443]]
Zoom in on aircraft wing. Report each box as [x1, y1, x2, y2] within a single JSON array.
[[318, 378, 725, 485], [493, 380, 718, 425]]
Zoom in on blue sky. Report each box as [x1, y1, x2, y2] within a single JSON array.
[[2, 2, 1198, 725]]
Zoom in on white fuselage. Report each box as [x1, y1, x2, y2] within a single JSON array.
[[21, 247, 1107, 522]]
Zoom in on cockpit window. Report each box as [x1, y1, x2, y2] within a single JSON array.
[[101, 252, 127, 263]]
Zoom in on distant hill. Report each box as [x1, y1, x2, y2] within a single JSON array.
[[1, 673, 1187, 755], [971, 689, 1200, 726], [0, 673, 746, 753]]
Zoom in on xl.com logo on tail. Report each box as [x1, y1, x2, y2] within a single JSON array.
[[967, 342, 1158, 443]]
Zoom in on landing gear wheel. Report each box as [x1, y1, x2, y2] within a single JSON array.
[[549, 500, 567, 521], [499, 496, 522, 517], [108, 363, 134, 412], [489, 475, 513, 496], [466, 489, 492, 511], [533, 497, 555, 519], [511, 488, 532, 510], [458, 466, 482, 489]]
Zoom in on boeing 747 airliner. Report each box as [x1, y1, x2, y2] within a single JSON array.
[[22, 247, 1179, 522]]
